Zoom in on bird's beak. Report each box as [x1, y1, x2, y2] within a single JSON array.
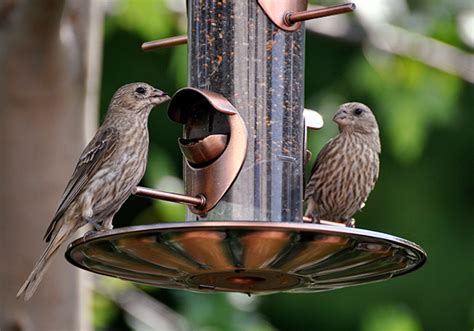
[[149, 89, 171, 105], [333, 110, 350, 127]]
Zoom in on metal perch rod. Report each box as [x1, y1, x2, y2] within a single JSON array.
[[132, 186, 206, 209], [285, 3, 356, 26], [142, 35, 188, 51]]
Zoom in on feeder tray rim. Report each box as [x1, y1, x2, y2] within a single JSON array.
[[66, 221, 427, 294], [67, 221, 427, 265]]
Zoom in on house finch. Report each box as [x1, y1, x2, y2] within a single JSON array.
[[304, 102, 380, 227], [17, 82, 170, 300]]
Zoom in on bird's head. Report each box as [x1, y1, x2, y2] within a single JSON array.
[[110, 82, 170, 113], [333, 102, 379, 135]]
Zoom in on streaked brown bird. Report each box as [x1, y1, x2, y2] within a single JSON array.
[[304, 102, 381, 227], [17, 82, 170, 301]]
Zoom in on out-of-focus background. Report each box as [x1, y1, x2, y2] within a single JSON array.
[[1, 0, 473, 330]]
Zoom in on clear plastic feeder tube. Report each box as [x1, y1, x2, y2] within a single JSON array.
[[187, 0, 305, 222]]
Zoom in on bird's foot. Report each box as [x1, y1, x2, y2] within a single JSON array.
[[101, 220, 114, 231], [303, 215, 321, 224], [304, 150, 312, 167], [82, 220, 111, 241], [82, 230, 97, 241], [344, 218, 356, 228], [85, 217, 104, 231]]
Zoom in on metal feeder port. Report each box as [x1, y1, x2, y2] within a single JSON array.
[[66, 0, 427, 294]]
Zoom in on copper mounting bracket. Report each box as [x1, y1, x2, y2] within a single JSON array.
[[257, 0, 308, 32], [257, 1, 356, 32], [168, 88, 248, 215]]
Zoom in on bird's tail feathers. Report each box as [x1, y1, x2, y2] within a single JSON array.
[[16, 222, 76, 301]]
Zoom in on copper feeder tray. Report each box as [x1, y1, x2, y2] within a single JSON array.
[[66, 222, 426, 294]]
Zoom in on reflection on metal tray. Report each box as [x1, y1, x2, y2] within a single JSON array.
[[66, 222, 426, 294]]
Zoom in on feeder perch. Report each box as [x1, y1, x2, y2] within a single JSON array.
[[67, 0, 426, 295]]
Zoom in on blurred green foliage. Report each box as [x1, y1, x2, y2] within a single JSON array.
[[360, 304, 422, 331], [97, 0, 474, 330], [106, 0, 176, 40], [175, 292, 275, 331], [94, 292, 120, 329]]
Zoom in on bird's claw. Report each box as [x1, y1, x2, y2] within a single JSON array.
[[304, 215, 320, 224], [85, 217, 103, 231], [304, 150, 312, 166], [82, 227, 111, 241], [82, 230, 97, 241], [344, 218, 356, 228]]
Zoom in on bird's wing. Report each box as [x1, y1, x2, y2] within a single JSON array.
[[369, 152, 380, 192], [43, 127, 120, 242], [304, 138, 335, 201]]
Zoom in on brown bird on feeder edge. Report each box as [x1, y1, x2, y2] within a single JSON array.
[[304, 102, 381, 227], [17, 82, 170, 301]]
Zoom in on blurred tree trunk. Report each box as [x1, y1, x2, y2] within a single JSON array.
[[0, 0, 103, 330]]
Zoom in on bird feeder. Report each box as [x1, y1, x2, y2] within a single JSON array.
[[67, 0, 426, 295]]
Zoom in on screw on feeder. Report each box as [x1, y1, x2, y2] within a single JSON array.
[[283, 2, 356, 27]]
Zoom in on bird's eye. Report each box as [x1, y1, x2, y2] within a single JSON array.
[[354, 108, 364, 116], [135, 87, 146, 94]]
